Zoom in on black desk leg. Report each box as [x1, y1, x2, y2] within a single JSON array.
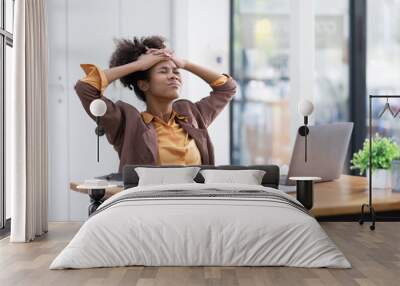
[[359, 203, 376, 231], [296, 180, 314, 210], [88, 188, 105, 216]]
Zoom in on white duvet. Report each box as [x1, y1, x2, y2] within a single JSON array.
[[50, 183, 351, 269]]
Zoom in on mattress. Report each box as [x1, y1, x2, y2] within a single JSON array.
[[50, 183, 351, 269]]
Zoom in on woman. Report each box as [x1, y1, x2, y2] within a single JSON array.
[[75, 36, 237, 172]]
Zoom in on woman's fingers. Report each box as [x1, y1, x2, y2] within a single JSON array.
[[164, 48, 174, 55], [153, 50, 170, 56], [153, 54, 171, 63], [147, 48, 159, 53], [154, 53, 172, 61], [143, 48, 173, 65], [146, 48, 157, 54], [147, 48, 173, 56], [158, 55, 172, 62]]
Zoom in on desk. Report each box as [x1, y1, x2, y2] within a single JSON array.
[[70, 175, 400, 217], [70, 182, 122, 200], [299, 175, 400, 217]]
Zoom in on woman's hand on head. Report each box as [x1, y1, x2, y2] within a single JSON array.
[[170, 54, 187, 69], [146, 48, 187, 69], [136, 49, 171, 71]]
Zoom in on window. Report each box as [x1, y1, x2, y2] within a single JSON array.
[[314, 1, 349, 125], [231, 0, 350, 166], [231, 0, 292, 165], [5, 0, 13, 33], [1, 0, 14, 231], [367, 0, 400, 139]]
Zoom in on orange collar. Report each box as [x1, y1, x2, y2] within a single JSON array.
[[141, 110, 187, 124]]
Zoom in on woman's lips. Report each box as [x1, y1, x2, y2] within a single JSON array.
[[168, 82, 181, 88]]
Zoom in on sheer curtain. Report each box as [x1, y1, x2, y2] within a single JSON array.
[[8, 0, 48, 242]]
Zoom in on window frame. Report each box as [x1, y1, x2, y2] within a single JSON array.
[[0, 0, 14, 234], [349, 0, 367, 175]]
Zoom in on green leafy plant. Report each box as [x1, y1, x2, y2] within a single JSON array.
[[350, 135, 400, 175]]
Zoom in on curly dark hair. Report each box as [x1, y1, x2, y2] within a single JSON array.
[[109, 35, 167, 102]]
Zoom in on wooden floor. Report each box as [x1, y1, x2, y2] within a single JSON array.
[[0, 222, 399, 286]]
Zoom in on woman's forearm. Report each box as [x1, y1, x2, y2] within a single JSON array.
[[183, 61, 223, 85], [103, 61, 142, 84]]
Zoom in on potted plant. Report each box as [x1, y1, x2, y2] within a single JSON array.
[[351, 135, 400, 189]]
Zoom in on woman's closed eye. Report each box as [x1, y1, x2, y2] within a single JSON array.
[[159, 69, 181, 76], [159, 68, 180, 76], [159, 68, 170, 74]]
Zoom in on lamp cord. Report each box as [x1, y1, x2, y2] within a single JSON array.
[[96, 117, 99, 162], [305, 132, 307, 162]]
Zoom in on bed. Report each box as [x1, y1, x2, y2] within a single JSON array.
[[50, 165, 351, 269]]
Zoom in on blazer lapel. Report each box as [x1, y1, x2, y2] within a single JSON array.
[[177, 120, 210, 164], [141, 125, 158, 162]]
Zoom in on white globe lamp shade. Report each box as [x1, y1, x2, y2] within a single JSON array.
[[298, 99, 314, 116], [90, 99, 107, 117]]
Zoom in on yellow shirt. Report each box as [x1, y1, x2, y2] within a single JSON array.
[[141, 110, 202, 165], [79, 63, 228, 165]]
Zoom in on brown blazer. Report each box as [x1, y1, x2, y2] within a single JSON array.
[[74, 77, 237, 172]]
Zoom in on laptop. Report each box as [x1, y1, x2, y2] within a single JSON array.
[[279, 122, 353, 192]]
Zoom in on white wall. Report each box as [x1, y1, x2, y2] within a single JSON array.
[[187, 0, 231, 164], [47, 0, 231, 221], [172, 0, 231, 164]]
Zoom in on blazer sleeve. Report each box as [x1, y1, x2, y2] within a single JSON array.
[[194, 75, 237, 128], [74, 78, 125, 147]]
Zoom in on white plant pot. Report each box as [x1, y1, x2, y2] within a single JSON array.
[[368, 169, 392, 189]]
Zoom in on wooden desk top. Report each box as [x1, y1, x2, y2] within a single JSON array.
[[303, 175, 400, 216], [70, 175, 400, 217], [70, 182, 123, 199]]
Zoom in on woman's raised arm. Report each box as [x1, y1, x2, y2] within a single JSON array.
[[104, 51, 171, 83], [182, 61, 223, 85]]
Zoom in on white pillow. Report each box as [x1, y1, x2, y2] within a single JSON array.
[[200, 169, 266, 185], [135, 167, 201, 186]]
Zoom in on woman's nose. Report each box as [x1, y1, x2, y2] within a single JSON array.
[[169, 73, 179, 80]]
